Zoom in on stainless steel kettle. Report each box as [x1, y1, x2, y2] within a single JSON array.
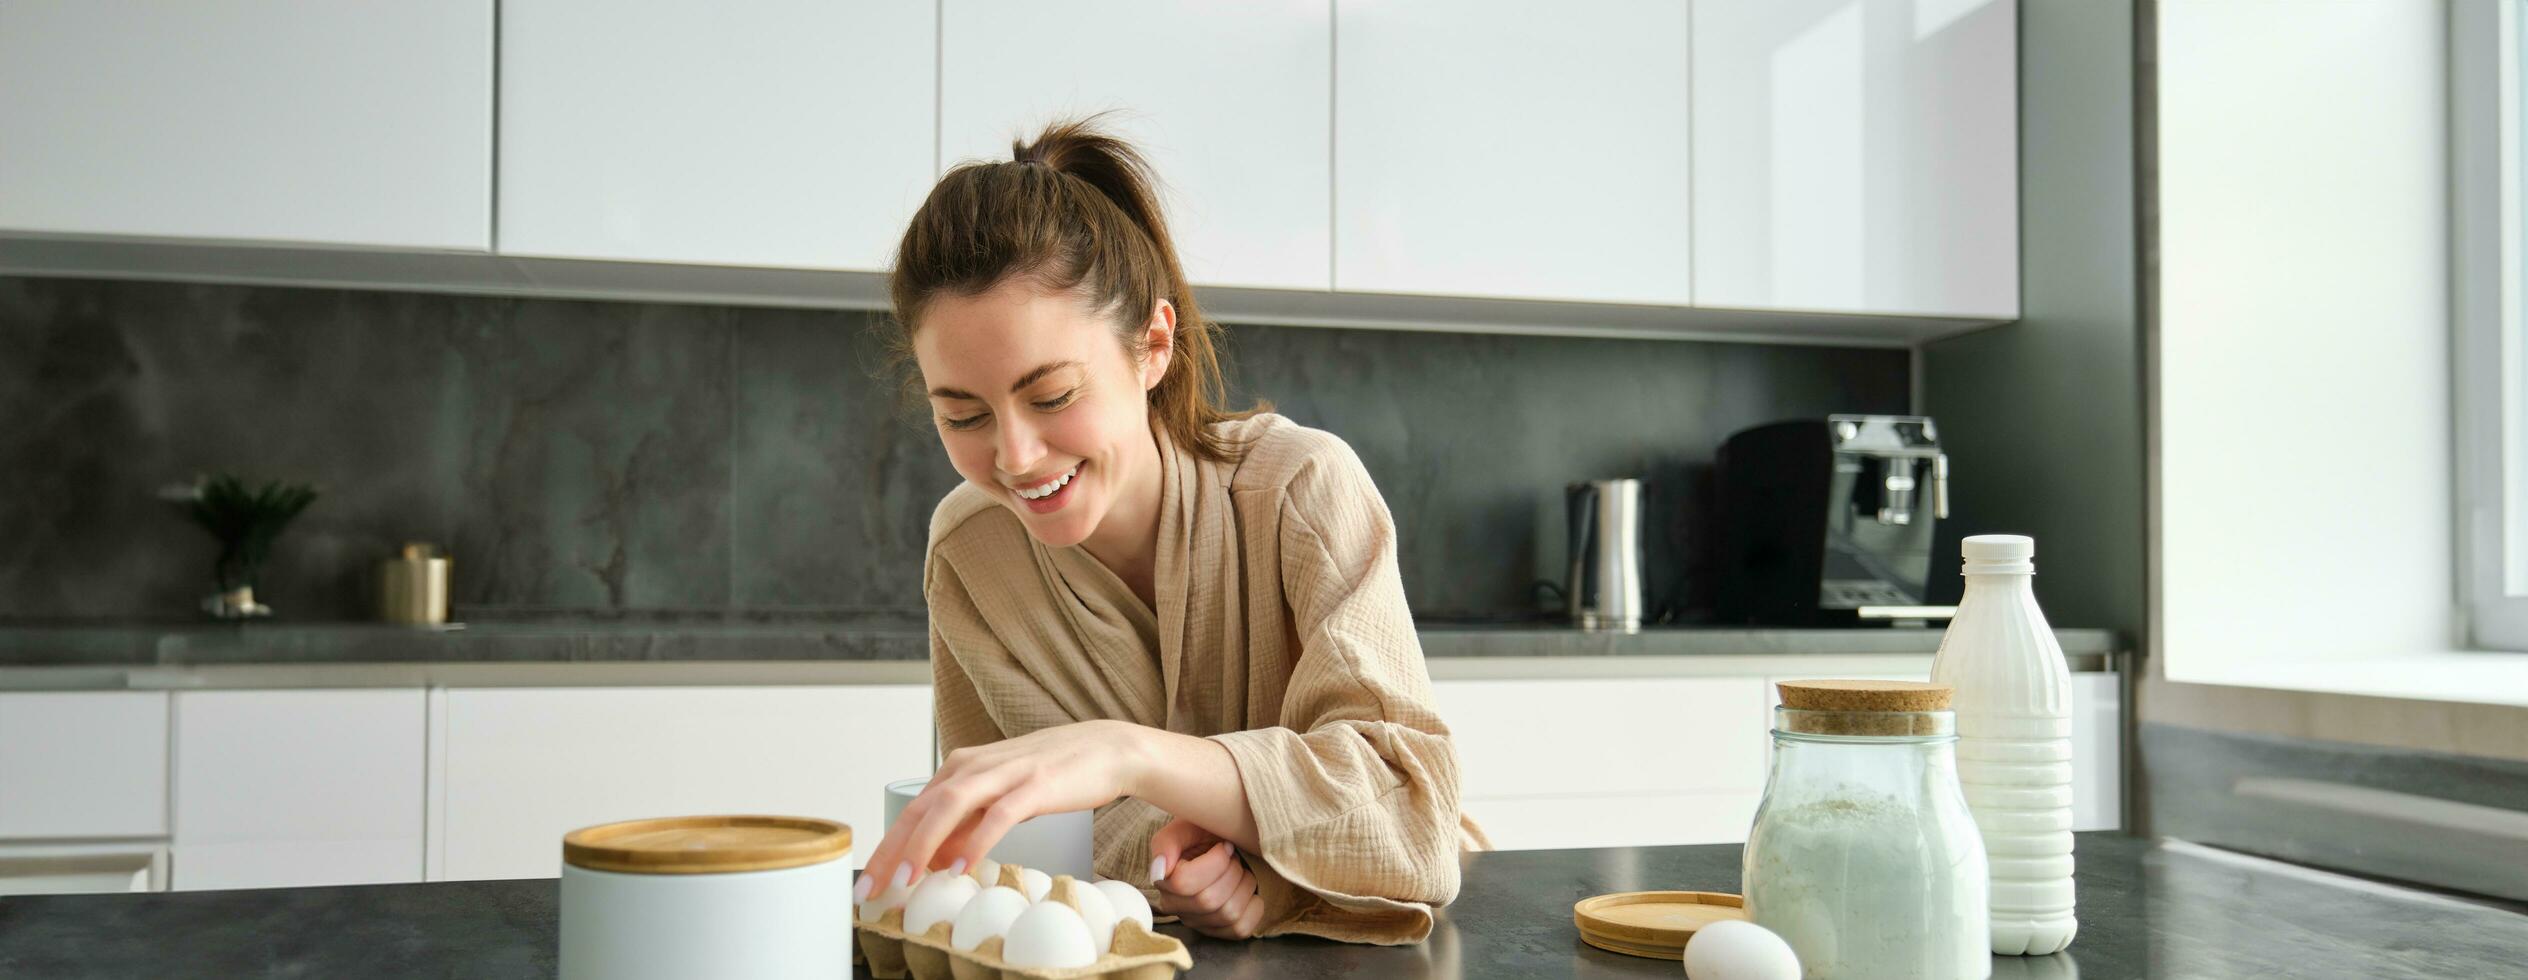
[[1566, 479, 1645, 632]]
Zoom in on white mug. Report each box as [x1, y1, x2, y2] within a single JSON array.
[[884, 776, 1094, 879]]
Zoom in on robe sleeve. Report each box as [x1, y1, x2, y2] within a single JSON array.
[[926, 553, 1013, 757], [1206, 439, 1465, 945]]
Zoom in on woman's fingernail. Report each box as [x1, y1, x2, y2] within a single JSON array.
[[1150, 856, 1168, 882], [1224, 843, 1237, 860], [946, 857, 967, 877], [853, 874, 874, 902], [889, 863, 912, 890]]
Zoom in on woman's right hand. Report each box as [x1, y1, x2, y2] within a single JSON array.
[[855, 719, 1146, 902], [1148, 817, 1267, 939]]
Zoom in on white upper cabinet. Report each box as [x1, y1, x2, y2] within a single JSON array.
[[1333, 0, 1694, 306], [497, 0, 935, 270], [0, 1, 492, 250], [938, 1, 1332, 291], [1691, 0, 2018, 318]]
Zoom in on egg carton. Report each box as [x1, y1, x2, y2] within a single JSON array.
[[856, 864, 1191, 980]]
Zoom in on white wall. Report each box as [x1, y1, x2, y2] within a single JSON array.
[[2157, 0, 2453, 676]]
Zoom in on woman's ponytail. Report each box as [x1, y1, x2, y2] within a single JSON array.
[[885, 112, 1261, 462]]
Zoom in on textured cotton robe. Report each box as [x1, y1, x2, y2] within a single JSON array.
[[923, 413, 1478, 945]]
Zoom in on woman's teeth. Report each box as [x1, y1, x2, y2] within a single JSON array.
[[1014, 466, 1076, 500]]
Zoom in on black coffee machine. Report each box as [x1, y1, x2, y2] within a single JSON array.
[[1713, 415, 1952, 626]]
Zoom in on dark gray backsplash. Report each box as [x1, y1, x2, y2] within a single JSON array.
[[0, 276, 1906, 622]]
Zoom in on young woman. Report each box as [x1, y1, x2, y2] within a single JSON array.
[[850, 116, 1481, 945]]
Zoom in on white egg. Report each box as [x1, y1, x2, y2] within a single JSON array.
[[901, 872, 980, 936], [1066, 880, 1119, 955], [1682, 919, 1800, 980], [1016, 867, 1052, 902], [854, 872, 918, 924], [998, 901, 1097, 969], [1093, 879, 1155, 933], [949, 886, 1031, 952]]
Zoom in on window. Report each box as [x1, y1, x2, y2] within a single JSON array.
[[2456, 0, 2528, 650]]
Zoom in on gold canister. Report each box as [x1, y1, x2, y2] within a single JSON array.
[[379, 543, 450, 625]]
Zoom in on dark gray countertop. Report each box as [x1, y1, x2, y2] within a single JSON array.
[[0, 615, 2121, 668], [6, 834, 2519, 979]]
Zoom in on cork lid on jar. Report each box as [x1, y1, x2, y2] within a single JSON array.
[[562, 815, 853, 875], [1774, 680, 1954, 736]]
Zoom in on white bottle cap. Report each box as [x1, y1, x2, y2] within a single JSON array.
[[1961, 534, 2035, 561]]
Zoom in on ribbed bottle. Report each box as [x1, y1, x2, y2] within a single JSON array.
[[1929, 534, 2076, 955]]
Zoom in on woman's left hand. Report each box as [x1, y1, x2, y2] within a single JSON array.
[[855, 719, 1146, 900], [1148, 817, 1267, 939]]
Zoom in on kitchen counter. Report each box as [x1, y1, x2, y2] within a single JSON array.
[[5, 833, 2518, 978], [0, 617, 2120, 668]]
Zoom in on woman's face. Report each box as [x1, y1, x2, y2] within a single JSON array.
[[912, 279, 1172, 549]]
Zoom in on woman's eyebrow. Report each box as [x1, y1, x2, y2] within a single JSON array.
[[928, 360, 1085, 400]]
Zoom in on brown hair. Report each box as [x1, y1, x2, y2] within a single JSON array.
[[883, 113, 1263, 463]]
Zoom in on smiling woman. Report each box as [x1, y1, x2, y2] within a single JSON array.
[[859, 114, 1483, 946]]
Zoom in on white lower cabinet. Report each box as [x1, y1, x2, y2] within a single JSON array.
[[2068, 672, 2124, 832], [1442, 668, 2125, 852], [0, 691, 169, 839], [0, 843, 168, 896], [1435, 678, 1772, 849], [432, 685, 933, 881], [171, 689, 427, 891]]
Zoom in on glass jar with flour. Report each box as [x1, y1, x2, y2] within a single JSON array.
[[1742, 681, 1990, 980]]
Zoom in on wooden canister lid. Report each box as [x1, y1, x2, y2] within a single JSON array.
[[1777, 679, 1952, 711], [1573, 891, 1748, 959], [562, 815, 852, 875]]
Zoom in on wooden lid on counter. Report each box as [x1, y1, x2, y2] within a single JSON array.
[[562, 815, 852, 875], [1573, 890, 1748, 959]]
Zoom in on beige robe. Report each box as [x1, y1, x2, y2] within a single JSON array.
[[923, 412, 1479, 945]]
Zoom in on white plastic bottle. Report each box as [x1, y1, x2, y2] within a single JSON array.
[[1929, 534, 2077, 955]]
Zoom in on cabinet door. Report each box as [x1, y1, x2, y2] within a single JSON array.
[[1334, 0, 1693, 305], [939, 0, 1332, 290], [0, 844, 168, 897], [436, 685, 933, 881], [172, 690, 426, 891], [497, 0, 935, 269], [0, 1, 492, 249], [2069, 671, 2122, 832], [0, 692, 168, 839], [1434, 678, 1767, 848], [1691, 0, 2018, 317]]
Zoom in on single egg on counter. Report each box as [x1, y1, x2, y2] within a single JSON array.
[[901, 872, 981, 936], [999, 901, 1098, 969], [1682, 919, 1800, 980], [950, 886, 1031, 952], [1067, 880, 1119, 955], [1016, 867, 1052, 902], [1093, 879, 1155, 932]]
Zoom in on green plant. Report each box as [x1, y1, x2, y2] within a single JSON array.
[[167, 474, 320, 593]]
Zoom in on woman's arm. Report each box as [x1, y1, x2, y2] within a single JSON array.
[[1124, 728, 1259, 852]]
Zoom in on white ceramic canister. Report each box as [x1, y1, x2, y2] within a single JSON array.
[[559, 815, 853, 980], [1930, 534, 2078, 955]]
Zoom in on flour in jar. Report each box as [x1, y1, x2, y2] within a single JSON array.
[[1743, 792, 1989, 980]]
